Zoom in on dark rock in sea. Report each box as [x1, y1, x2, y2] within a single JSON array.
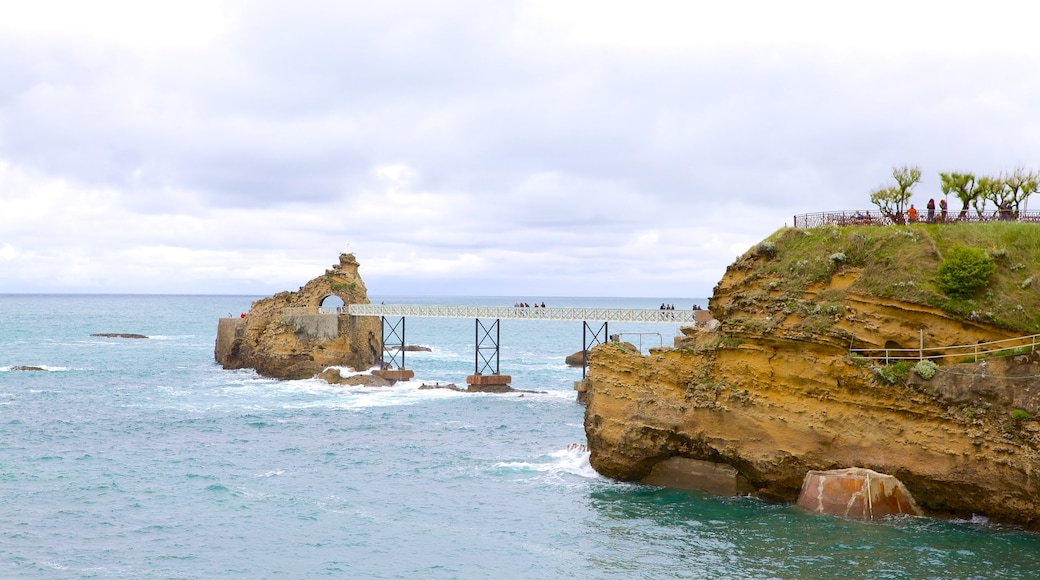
[[91, 333, 149, 339], [318, 368, 395, 387], [11, 366, 46, 371], [384, 345, 433, 352], [419, 382, 464, 391]]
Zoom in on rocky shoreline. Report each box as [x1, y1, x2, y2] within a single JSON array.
[[583, 233, 1040, 529]]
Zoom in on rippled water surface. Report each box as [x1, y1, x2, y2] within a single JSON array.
[[1, 294, 1038, 578]]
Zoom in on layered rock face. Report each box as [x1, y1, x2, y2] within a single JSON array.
[[584, 249, 1040, 529], [215, 254, 381, 380]]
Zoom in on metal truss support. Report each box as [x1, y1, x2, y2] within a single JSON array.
[[475, 318, 501, 375], [582, 321, 609, 379], [381, 316, 406, 370]]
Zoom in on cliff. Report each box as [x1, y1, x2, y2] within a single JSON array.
[[584, 223, 1040, 529], [215, 253, 381, 380]]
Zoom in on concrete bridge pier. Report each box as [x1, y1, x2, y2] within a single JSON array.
[[467, 318, 511, 391], [376, 316, 414, 381]]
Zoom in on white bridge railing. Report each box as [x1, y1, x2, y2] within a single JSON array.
[[337, 304, 696, 323], [850, 333, 1040, 362]]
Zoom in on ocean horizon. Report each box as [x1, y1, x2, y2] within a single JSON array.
[[2, 293, 1038, 578]]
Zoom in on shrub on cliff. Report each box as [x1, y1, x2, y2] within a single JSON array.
[[938, 245, 996, 299], [913, 360, 937, 380]]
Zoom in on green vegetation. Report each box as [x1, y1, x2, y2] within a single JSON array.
[[1011, 408, 1031, 421], [874, 361, 915, 385], [937, 246, 996, 299], [744, 221, 1040, 333], [913, 359, 938, 380]]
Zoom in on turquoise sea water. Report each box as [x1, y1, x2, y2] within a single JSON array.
[[2, 294, 1039, 579]]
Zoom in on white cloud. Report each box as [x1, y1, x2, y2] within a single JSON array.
[[2, 1, 1040, 297]]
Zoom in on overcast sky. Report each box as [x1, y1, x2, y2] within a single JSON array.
[[2, 1, 1039, 297]]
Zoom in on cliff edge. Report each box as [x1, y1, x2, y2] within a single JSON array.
[[215, 253, 381, 380], [584, 223, 1040, 529]]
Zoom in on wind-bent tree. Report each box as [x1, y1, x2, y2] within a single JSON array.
[[1001, 167, 1040, 217], [939, 172, 977, 220], [869, 165, 921, 223], [974, 176, 1002, 218]]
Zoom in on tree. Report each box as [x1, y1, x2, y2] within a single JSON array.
[[939, 172, 976, 220], [974, 176, 1003, 218], [1001, 167, 1040, 218], [869, 165, 921, 223]]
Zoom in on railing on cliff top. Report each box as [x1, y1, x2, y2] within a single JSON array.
[[283, 304, 697, 323], [850, 333, 1040, 363], [793, 209, 1040, 229]]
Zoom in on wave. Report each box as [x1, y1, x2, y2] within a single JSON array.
[[492, 445, 603, 483]]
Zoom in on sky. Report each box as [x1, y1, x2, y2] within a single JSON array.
[[2, 0, 1040, 297]]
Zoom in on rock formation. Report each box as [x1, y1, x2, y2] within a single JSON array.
[[584, 227, 1040, 530], [215, 253, 381, 380], [797, 467, 922, 519]]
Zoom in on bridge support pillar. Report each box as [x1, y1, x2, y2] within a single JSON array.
[[582, 321, 609, 379], [466, 372, 513, 392], [380, 316, 409, 372]]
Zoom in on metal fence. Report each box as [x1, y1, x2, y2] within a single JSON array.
[[794, 210, 1040, 229], [850, 333, 1040, 363]]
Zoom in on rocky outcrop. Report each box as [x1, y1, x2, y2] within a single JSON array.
[[584, 243, 1040, 529], [215, 253, 381, 380], [91, 333, 148, 339], [797, 467, 922, 519]]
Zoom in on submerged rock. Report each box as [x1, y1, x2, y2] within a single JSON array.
[[797, 467, 922, 519], [318, 367, 394, 387], [91, 333, 148, 339], [11, 366, 46, 371], [642, 457, 754, 496]]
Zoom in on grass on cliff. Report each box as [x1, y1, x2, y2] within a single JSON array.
[[741, 222, 1040, 333]]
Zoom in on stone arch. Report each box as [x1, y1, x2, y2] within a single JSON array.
[[319, 294, 346, 313]]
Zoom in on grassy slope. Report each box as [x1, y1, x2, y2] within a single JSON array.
[[748, 222, 1040, 334]]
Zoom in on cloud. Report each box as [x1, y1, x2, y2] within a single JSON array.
[[2, 1, 1040, 296]]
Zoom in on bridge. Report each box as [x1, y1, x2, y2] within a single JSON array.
[[307, 303, 702, 391]]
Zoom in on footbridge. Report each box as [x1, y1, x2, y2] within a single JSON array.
[[342, 303, 698, 391]]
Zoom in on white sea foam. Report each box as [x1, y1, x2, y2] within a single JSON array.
[[493, 445, 602, 483]]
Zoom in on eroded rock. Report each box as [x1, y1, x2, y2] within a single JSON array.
[[797, 467, 922, 519]]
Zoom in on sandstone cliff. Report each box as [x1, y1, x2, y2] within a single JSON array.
[[584, 224, 1040, 529], [215, 253, 381, 380]]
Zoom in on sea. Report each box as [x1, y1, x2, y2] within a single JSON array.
[[2, 294, 1039, 579]]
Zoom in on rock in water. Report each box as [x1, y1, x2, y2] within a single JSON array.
[[796, 467, 922, 519]]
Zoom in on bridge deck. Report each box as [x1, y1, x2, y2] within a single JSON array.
[[345, 304, 695, 323]]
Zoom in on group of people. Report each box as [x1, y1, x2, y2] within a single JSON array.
[[515, 301, 546, 308], [659, 303, 677, 310], [906, 198, 948, 223]]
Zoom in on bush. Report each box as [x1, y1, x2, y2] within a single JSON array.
[[913, 360, 937, 380], [755, 241, 777, 259], [1010, 408, 1031, 421], [937, 246, 996, 299], [874, 361, 915, 385]]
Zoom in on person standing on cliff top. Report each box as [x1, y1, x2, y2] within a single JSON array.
[[939, 198, 948, 221], [926, 198, 936, 223], [907, 204, 918, 222]]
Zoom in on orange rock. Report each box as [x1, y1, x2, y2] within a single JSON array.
[[797, 467, 922, 519]]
